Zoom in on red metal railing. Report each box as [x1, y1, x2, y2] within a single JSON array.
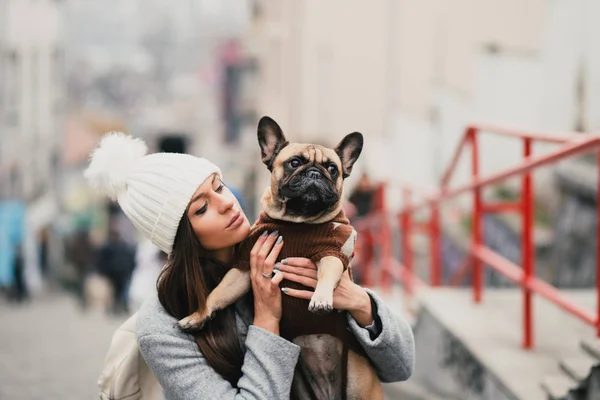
[[355, 124, 600, 349]]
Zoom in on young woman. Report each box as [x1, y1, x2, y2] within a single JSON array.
[[86, 133, 414, 400]]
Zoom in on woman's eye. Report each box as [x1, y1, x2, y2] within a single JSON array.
[[216, 184, 224, 193], [195, 204, 207, 216], [289, 159, 301, 169], [328, 165, 338, 176]]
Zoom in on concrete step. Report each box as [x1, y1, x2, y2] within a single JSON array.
[[540, 374, 577, 400], [580, 338, 600, 361], [405, 288, 598, 400], [539, 340, 600, 400], [559, 354, 598, 382]]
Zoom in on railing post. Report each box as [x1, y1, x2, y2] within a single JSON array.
[[401, 188, 414, 295], [364, 227, 375, 287], [355, 219, 373, 287], [377, 183, 393, 291], [522, 138, 534, 349], [470, 127, 483, 303], [430, 202, 441, 286], [381, 215, 393, 291], [373, 182, 386, 211], [597, 150, 600, 337]]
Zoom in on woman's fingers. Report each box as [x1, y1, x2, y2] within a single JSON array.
[[276, 263, 318, 279], [282, 257, 316, 269], [250, 231, 269, 274], [250, 231, 279, 277], [278, 271, 317, 288], [271, 270, 284, 286], [262, 235, 283, 276], [256, 231, 279, 268], [281, 287, 314, 300]]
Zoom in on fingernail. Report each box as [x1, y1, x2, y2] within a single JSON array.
[[273, 262, 281, 271], [281, 259, 288, 265], [281, 287, 289, 293], [276, 236, 283, 244], [261, 231, 268, 237], [270, 230, 279, 237]]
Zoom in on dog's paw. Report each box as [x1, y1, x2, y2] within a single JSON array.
[[308, 293, 333, 315], [176, 310, 214, 332]]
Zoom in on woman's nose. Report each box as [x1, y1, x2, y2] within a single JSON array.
[[217, 193, 235, 213]]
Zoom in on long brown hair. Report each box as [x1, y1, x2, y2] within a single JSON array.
[[156, 213, 245, 385]]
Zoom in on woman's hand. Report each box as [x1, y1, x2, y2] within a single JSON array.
[[276, 258, 374, 327], [249, 231, 285, 335]]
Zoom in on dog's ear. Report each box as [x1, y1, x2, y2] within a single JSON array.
[[335, 132, 363, 178], [257, 116, 289, 170]]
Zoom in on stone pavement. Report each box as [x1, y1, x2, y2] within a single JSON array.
[[0, 287, 419, 400], [0, 292, 127, 400]]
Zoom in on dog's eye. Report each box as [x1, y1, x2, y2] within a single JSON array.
[[289, 159, 301, 169], [328, 164, 338, 176]]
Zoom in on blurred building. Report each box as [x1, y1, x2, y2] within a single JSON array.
[[0, 0, 64, 200], [249, 0, 600, 210], [0, 0, 66, 291], [63, 0, 252, 168]]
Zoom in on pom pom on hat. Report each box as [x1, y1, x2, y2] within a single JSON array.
[[84, 132, 222, 254], [84, 132, 148, 200]]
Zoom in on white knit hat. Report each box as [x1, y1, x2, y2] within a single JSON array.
[[84, 132, 222, 254]]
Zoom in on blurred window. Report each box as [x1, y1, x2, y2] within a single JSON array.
[[31, 48, 39, 136], [52, 47, 64, 116], [5, 50, 19, 127]]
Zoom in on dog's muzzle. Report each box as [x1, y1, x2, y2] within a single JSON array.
[[279, 171, 339, 216]]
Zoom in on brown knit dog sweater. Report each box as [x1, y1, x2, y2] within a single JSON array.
[[236, 211, 362, 351]]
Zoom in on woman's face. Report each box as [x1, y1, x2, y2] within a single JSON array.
[[186, 174, 251, 253]]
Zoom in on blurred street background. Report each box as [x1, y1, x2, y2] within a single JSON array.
[[2, 0, 600, 399]]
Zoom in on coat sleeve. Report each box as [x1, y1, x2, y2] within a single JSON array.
[[346, 288, 415, 383], [137, 300, 301, 400]]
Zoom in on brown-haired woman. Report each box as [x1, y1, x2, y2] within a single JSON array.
[[86, 133, 414, 399]]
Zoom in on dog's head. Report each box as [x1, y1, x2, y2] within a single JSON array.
[[258, 116, 363, 223]]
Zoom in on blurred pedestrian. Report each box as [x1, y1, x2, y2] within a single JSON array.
[[347, 173, 377, 285], [67, 228, 95, 309], [9, 244, 28, 303], [348, 172, 376, 217], [97, 228, 136, 315], [39, 227, 51, 279], [128, 238, 167, 311]]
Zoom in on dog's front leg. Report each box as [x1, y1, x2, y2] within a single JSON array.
[[308, 256, 344, 315], [178, 268, 251, 331]]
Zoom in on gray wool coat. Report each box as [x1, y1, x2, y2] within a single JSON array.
[[136, 288, 415, 400]]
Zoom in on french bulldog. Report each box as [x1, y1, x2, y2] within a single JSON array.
[[179, 116, 382, 399]]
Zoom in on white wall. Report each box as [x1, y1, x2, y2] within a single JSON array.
[[384, 0, 600, 210], [2, 0, 63, 200], [252, 0, 599, 212]]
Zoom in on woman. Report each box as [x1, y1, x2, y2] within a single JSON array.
[[86, 133, 414, 399]]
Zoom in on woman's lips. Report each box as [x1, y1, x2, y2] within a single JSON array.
[[226, 211, 243, 229]]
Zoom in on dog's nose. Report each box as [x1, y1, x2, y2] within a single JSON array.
[[306, 168, 322, 179]]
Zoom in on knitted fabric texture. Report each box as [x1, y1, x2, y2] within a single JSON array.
[[117, 153, 221, 254], [236, 211, 361, 349], [85, 133, 221, 254]]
